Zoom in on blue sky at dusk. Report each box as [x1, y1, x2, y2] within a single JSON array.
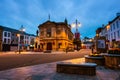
[[0, 0, 120, 38]]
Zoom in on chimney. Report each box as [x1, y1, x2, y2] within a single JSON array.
[[116, 13, 120, 17]]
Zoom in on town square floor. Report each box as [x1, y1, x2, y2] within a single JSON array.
[[0, 58, 120, 80]]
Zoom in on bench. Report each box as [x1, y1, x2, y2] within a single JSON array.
[[56, 62, 97, 76]]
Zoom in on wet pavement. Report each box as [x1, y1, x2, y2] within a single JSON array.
[[0, 58, 120, 80]]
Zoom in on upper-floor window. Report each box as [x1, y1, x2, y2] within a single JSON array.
[[111, 33, 113, 39], [113, 23, 115, 30], [40, 31, 44, 36], [56, 28, 61, 35], [4, 32, 7, 37], [46, 28, 51, 37], [111, 25, 112, 31], [3, 31, 11, 38], [8, 32, 11, 37], [116, 21, 119, 28]]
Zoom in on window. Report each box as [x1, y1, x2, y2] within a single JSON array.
[[111, 33, 113, 39], [116, 21, 119, 28], [113, 23, 115, 30], [46, 28, 51, 37], [8, 39, 11, 44], [56, 29, 61, 34], [114, 32, 116, 39], [8, 32, 10, 37], [4, 32, 7, 37], [4, 38, 7, 44], [109, 35, 110, 40], [111, 25, 112, 31], [41, 31, 44, 35], [12, 33, 14, 36], [58, 43, 62, 48]]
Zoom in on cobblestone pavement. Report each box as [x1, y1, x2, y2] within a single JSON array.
[[0, 58, 120, 80]]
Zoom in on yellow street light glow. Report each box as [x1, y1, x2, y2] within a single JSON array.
[[71, 23, 76, 28], [71, 22, 81, 28], [78, 23, 81, 27], [17, 34, 20, 37]]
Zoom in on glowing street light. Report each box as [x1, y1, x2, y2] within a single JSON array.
[[19, 25, 25, 32], [17, 33, 20, 54], [71, 19, 81, 32], [71, 19, 82, 51]]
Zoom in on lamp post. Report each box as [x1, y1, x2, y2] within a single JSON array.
[[19, 25, 25, 51], [71, 19, 81, 32], [71, 19, 81, 51], [17, 34, 20, 54]]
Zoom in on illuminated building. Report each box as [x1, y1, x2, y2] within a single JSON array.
[[0, 25, 35, 51], [96, 13, 120, 49], [38, 20, 74, 51]]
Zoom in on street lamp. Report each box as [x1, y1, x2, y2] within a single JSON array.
[[17, 34, 20, 54], [19, 25, 25, 51], [71, 19, 81, 32], [71, 19, 81, 51]]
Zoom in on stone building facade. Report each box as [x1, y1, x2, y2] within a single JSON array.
[[0, 25, 35, 51], [38, 20, 74, 51]]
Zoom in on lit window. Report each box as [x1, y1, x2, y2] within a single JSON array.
[[58, 43, 62, 48]]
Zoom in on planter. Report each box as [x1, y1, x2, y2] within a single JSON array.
[[104, 54, 120, 69], [85, 55, 105, 66]]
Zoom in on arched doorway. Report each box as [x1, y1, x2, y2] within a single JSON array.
[[47, 42, 52, 50]]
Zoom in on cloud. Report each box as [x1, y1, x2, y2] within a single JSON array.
[[0, 0, 120, 37]]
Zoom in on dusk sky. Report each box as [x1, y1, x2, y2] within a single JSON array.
[[0, 0, 120, 38]]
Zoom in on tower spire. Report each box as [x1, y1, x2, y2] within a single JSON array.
[[64, 18, 68, 25]]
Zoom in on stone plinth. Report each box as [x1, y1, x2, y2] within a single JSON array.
[[56, 62, 97, 76]]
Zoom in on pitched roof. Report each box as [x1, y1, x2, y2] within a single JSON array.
[[38, 20, 68, 28], [0, 25, 36, 36], [109, 16, 120, 24]]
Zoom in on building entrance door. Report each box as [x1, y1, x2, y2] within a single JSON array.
[[47, 42, 52, 50]]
